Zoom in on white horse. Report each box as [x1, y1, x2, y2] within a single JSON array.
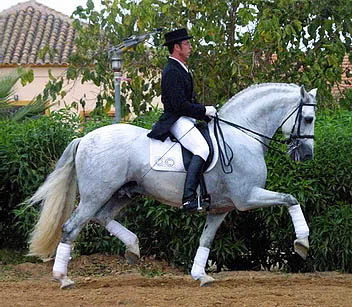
[[27, 83, 317, 289]]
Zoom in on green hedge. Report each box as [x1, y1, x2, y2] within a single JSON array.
[[2, 109, 352, 273], [261, 109, 352, 272], [0, 110, 81, 248]]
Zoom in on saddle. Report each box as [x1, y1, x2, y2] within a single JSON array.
[[149, 122, 218, 204]]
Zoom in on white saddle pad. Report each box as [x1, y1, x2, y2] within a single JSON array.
[[149, 128, 218, 173]]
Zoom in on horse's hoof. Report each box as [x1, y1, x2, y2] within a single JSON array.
[[199, 275, 215, 287], [54, 273, 75, 289], [294, 237, 309, 260], [60, 277, 75, 289], [125, 242, 140, 265]]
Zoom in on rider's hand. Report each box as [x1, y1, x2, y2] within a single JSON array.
[[205, 106, 217, 117]]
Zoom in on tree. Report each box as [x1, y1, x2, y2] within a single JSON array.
[[42, 0, 352, 116]]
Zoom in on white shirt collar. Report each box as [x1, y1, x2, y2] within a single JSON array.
[[169, 56, 189, 73]]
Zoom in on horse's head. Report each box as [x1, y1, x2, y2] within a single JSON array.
[[282, 86, 317, 162]]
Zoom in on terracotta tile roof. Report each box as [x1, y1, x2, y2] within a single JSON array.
[[0, 0, 77, 66]]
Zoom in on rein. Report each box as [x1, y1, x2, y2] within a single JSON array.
[[212, 99, 317, 173]]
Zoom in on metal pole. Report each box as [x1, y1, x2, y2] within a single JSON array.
[[111, 51, 122, 123], [114, 71, 121, 123]]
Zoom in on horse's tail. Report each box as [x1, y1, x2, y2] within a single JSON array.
[[28, 138, 81, 259]]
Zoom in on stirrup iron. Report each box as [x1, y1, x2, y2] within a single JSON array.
[[197, 195, 210, 212], [197, 195, 202, 211]]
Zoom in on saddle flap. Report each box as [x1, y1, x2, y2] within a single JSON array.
[[149, 123, 218, 173], [149, 137, 185, 172]]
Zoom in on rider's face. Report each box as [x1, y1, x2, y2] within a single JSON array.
[[177, 40, 192, 63]]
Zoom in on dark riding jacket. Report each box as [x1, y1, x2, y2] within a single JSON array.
[[147, 58, 207, 141]]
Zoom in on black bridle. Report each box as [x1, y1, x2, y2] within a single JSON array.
[[281, 100, 317, 144], [212, 99, 317, 173]]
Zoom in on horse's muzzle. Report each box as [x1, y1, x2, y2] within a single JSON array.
[[288, 142, 314, 162], [301, 153, 313, 161]]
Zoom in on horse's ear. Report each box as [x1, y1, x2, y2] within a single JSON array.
[[309, 88, 317, 97], [300, 85, 308, 101]]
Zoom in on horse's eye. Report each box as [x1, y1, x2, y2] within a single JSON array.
[[304, 116, 314, 124]]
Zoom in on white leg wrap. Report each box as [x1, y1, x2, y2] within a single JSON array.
[[53, 243, 71, 276], [288, 205, 309, 239], [191, 247, 210, 280], [106, 220, 137, 246]]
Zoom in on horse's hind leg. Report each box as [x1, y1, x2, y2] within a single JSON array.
[[93, 194, 140, 265], [191, 212, 228, 287], [53, 200, 103, 289]]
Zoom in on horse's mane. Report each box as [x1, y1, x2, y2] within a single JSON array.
[[221, 83, 300, 112]]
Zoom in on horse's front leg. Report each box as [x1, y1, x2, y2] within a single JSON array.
[[191, 212, 228, 287], [245, 187, 309, 259]]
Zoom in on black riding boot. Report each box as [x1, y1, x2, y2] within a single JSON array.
[[182, 155, 207, 213]]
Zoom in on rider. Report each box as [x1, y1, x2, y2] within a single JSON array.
[[147, 28, 217, 213]]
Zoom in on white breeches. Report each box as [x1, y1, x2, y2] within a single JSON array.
[[170, 116, 209, 161]]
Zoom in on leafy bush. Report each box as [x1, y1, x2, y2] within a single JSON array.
[[0, 110, 81, 248], [310, 204, 352, 272], [252, 109, 352, 272], [80, 113, 114, 134], [132, 106, 163, 129]]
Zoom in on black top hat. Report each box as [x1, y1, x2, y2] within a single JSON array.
[[163, 28, 193, 46]]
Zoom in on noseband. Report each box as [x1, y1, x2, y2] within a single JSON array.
[[282, 99, 317, 144]]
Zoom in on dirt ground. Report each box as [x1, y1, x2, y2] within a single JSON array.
[[1, 254, 352, 307]]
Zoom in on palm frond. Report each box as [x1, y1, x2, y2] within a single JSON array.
[[0, 71, 55, 122], [0, 74, 19, 101], [0, 73, 21, 120], [11, 98, 56, 122]]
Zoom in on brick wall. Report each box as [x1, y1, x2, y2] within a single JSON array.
[[332, 54, 352, 97]]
